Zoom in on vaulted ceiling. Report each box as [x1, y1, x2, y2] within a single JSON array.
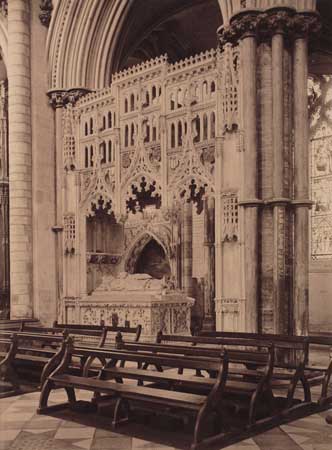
[[114, 0, 222, 71]]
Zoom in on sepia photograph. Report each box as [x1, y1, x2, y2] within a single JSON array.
[[0, 0, 331, 449]]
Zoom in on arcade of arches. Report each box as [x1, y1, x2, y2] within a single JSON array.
[[0, 0, 332, 337]]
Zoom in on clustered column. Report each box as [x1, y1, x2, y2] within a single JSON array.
[[219, 7, 320, 335], [8, 0, 33, 318]]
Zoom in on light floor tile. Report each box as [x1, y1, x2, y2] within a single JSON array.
[[74, 438, 93, 449], [54, 426, 95, 440], [23, 428, 55, 434], [1, 412, 35, 422], [0, 429, 21, 441]]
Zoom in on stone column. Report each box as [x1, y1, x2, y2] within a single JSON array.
[[270, 14, 290, 335], [8, 0, 33, 318], [240, 27, 260, 333], [292, 14, 319, 336], [202, 196, 215, 330], [0, 81, 9, 317], [182, 201, 193, 297], [47, 90, 67, 319], [0, 184, 9, 317]]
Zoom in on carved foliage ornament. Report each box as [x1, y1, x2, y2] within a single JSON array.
[[180, 179, 207, 215], [89, 195, 115, 221], [218, 10, 321, 46], [126, 177, 161, 214], [39, 0, 53, 28]]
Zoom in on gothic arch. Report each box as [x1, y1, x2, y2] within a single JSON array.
[[46, 0, 131, 89], [46, 0, 317, 90], [124, 231, 169, 274], [46, 0, 224, 90]]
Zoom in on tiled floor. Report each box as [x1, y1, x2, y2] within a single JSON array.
[[0, 389, 331, 450]]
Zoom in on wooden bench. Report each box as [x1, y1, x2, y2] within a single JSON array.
[[198, 330, 332, 408], [40, 335, 275, 428], [53, 320, 142, 343], [0, 330, 67, 387], [38, 337, 229, 450], [0, 333, 20, 396], [151, 332, 317, 416]]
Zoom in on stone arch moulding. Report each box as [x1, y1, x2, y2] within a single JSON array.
[[46, 0, 228, 90], [0, 13, 8, 68], [46, 0, 318, 91], [124, 231, 169, 275], [46, 0, 132, 90]]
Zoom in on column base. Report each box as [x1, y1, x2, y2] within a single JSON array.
[[10, 304, 33, 320]]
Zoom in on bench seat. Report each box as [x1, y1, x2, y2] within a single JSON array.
[[51, 373, 207, 410], [103, 366, 260, 394]]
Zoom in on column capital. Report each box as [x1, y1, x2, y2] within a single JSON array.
[[292, 12, 321, 40], [66, 87, 92, 106], [47, 89, 67, 109], [47, 87, 92, 109], [218, 8, 321, 47], [39, 0, 53, 28]]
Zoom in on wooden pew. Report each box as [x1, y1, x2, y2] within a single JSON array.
[[40, 335, 275, 428], [38, 338, 229, 450], [198, 330, 332, 408], [0, 330, 66, 387], [53, 320, 142, 343], [151, 331, 316, 417], [0, 333, 21, 396]]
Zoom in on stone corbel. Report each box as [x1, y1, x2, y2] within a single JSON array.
[[47, 89, 67, 109], [66, 87, 93, 106], [52, 225, 63, 233], [47, 88, 93, 109], [0, 0, 6, 17], [39, 0, 53, 28]]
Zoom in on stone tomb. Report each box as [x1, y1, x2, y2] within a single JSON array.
[[63, 272, 194, 339]]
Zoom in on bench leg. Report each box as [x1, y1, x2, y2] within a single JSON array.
[[38, 379, 54, 412], [286, 374, 311, 410], [64, 386, 76, 404], [192, 403, 217, 450], [112, 397, 130, 427], [249, 386, 275, 427]]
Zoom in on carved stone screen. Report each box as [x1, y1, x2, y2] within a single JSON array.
[[310, 75, 332, 260]]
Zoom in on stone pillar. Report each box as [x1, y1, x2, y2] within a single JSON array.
[[219, 7, 320, 335], [47, 90, 67, 320], [292, 16, 318, 336], [202, 196, 215, 330], [182, 201, 193, 297], [0, 80, 9, 317], [270, 14, 290, 335], [8, 0, 33, 318], [240, 27, 260, 333], [0, 184, 9, 317]]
